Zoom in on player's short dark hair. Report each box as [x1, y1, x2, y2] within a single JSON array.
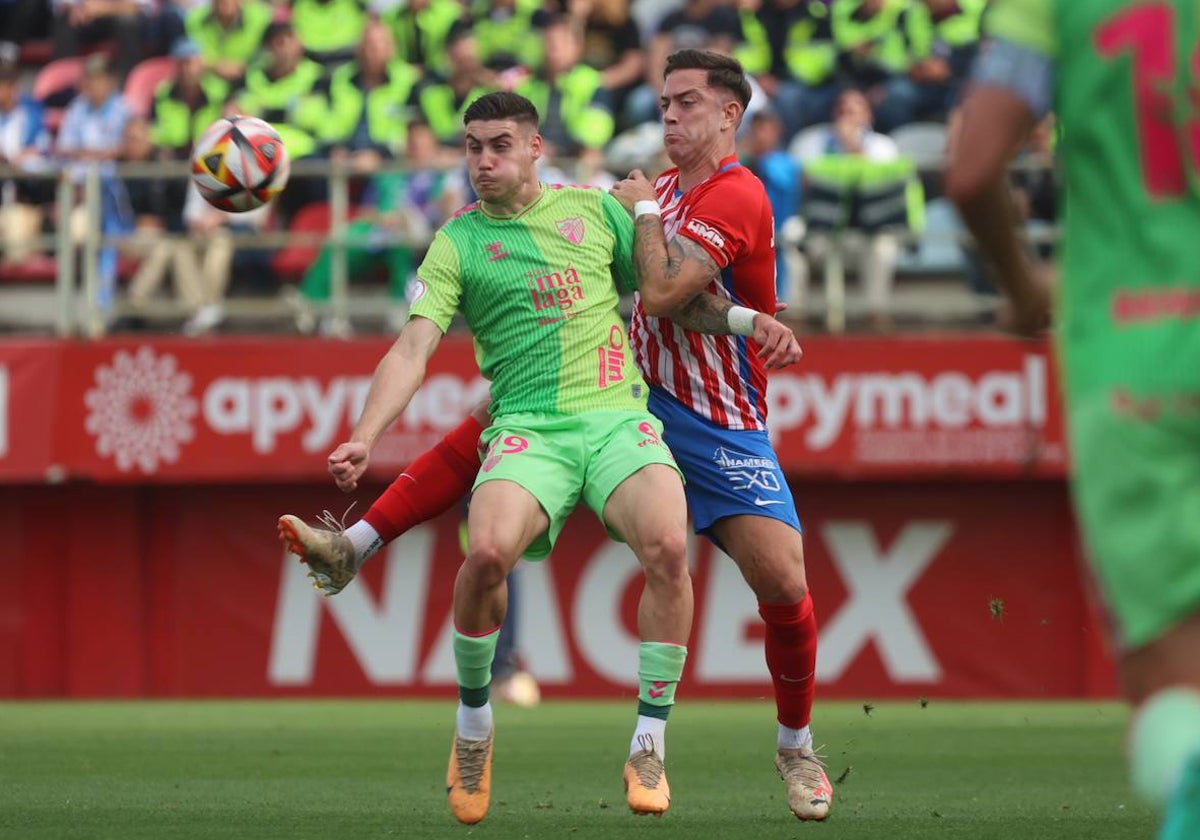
[[463, 91, 540, 129], [664, 49, 752, 112]]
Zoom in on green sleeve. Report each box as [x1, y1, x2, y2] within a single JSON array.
[[987, 0, 1056, 57], [601, 191, 638, 294], [411, 229, 463, 331]]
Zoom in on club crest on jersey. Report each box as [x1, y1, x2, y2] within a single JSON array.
[[555, 216, 585, 245], [685, 218, 726, 250]]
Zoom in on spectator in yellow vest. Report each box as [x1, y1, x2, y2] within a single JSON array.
[[414, 26, 496, 148], [150, 38, 230, 160], [185, 0, 273, 84], [233, 21, 331, 219], [873, 0, 984, 132], [513, 14, 614, 169], [291, 0, 367, 65], [323, 20, 421, 171], [470, 0, 547, 72], [372, 0, 465, 77], [566, 0, 644, 133]]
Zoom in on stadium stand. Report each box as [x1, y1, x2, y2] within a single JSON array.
[[0, 0, 1046, 337]]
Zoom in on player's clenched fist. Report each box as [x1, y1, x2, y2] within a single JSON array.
[[610, 170, 658, 213], [328, 441, 370, 492]]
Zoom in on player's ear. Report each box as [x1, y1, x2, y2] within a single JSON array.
[[723, 99, 743, 131], [529, 130, 543, 161]]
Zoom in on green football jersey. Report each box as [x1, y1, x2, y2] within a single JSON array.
[[989, 0, 1200, 400], [411, 184, 646, 417]]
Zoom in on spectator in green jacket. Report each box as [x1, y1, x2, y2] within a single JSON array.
[[415, 26, 496, 148], [514, 14, 614, 166], [374, 0, 465, 77], [830, 0, 924, 132], [233, 21, 332, 220], [185, 0, 273, 84], [291, 0, 367, 65], [150, 38, 230, 160], [471, 0, 547, 72], [566, 0, 644, 132], [873, 0, 984, 132], [323, 20, 421, 169], [232, 21, 329, 161], [738, 0, 839, 140]]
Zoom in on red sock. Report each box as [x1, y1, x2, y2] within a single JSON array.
[[362, 414, 485, 542], [759, 594, 818, 730]]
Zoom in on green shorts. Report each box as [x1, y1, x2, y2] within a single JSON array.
[[1069, 389, 1200, 650], [473, 411, 682, 560]]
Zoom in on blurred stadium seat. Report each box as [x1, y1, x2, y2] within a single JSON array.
[[123, 56, 175, 119], [33, 56, 86, 134], [271, 202, 330, 281], [890, 122, 949, 170]]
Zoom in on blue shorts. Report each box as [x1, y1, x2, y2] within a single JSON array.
[[649, 386, 802, 540]]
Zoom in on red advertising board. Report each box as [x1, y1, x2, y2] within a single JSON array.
[[0, 481, 1117, 700], [0, 335, 1067, 482]]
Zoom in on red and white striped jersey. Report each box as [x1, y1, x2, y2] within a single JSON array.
[[630, 154, 777, 430]]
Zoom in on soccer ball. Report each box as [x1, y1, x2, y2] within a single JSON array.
[[191, 116, 290, 212]]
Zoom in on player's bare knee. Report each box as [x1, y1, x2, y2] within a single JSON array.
[[464, 543, 513, 592], [736, 550, 807, 603], [638, 530, 690, 588], [752, 576, 807, 605]]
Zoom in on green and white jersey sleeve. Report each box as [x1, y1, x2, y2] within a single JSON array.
[[409, 230, 462, 332]]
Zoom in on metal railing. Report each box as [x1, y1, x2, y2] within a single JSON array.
[[0, 156, 1061, 336]]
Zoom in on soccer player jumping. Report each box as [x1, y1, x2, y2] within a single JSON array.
[[946, 2, 1200, 837]]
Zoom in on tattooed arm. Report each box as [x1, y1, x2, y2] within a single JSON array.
[[634, 218, 803, 370], [633, 215, 724, 318]]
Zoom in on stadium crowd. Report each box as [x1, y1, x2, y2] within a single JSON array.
[[0, 0, 1057, 334]]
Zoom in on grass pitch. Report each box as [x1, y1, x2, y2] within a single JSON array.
[[0, 700, 1156, 840]]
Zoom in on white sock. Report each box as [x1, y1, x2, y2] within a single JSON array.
[[456, 701, 494, 741], [631, 715, 667, 760], [345, 520, 383, 567], [778, 723, 813, 751]]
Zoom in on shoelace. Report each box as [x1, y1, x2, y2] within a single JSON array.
[[628, 734, 664, 789], [316, 502, 357, 535], [779, 746, 829, 790], [455, 737, 491, 793]]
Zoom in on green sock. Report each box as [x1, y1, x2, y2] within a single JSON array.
[[637, 642, 688, 719], [454, 627, 501, 707], [1131, 688, 1200, 806], [1159, 752, 1200, 840]]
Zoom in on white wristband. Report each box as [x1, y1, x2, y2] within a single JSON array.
[[726, 305, 758, 336], [633, 200, 662, 219]]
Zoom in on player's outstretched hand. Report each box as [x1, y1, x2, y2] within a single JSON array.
[[752, 313, 803, 370], [610, 170, 657, 213], [328, 441, 370, 492]]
